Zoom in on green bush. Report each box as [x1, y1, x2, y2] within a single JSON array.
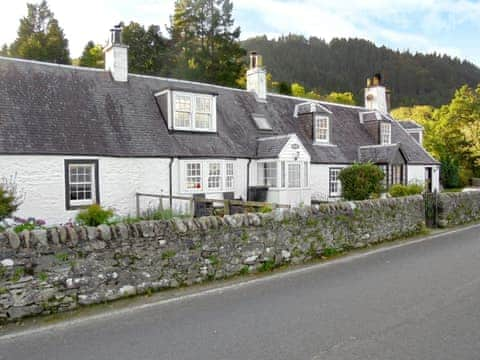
[[389, 183, 424, 198], [338, 163, 385, 200], [440, 156, 461, 189], [0, 177, 22, 221], [76, 204, 114, 226]]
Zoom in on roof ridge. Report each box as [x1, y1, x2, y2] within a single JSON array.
[[0, 56, 369, 112]]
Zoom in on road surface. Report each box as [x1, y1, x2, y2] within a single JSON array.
[[2, 224, 480, 360]]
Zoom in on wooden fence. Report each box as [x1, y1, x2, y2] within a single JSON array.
[[135, 193, 290, 218]]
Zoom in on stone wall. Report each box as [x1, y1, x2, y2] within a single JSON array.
[[0, 196, 425, 323], [437, 191, 480, 227]]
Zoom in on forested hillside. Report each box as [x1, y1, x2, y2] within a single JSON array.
[[242, 35, 480, 107]]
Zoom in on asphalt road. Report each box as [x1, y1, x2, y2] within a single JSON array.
[[2, 224, 480, 360]]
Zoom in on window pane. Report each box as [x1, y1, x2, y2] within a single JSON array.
[[195, 113, 211, 129], [304, 162, 309, 187], [281, 161, 286, 188], [208, 163, 221, 189], [226, 163, 234, 189], [175, 111, 191, 128], [175, 95, 191, 112], [186, 163, 202, 190], [315, 116, 329, 142], [257, 162, 277, 187], [196, 96, 211, 113], [69, 164, 94, 203], [288, 164, 301, 188], [329, 169, 341, 196]]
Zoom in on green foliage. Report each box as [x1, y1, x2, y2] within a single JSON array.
[[75, 204, 114, 226], [440, 155, 461, 189], [0, 176, 22, 221], [122, 22, 170, 76], [338, 163, 384, 200], [78, 41, 104, 68], [170, 0, 246, 87], [242, 35, 480, 108], [291, 83, 306, 97], [38, 272, 48, 282], [8, 1, 70, 64], [324, 92, 356, 105], [322, 247, 340, 257], [239, 266, 249, 275], [259, 259, 276, 272], [13, 222, 37, 233], [12, 267, 25, 282], [259, 205, 272, 213], [55, 252, 70, 262], [389, 183, 424, 198], [161, 250, 176, 260]]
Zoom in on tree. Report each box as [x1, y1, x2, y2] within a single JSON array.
[[0, 177, 22, 221], [122, 22, 170, 76], [338, 163, 384, 200], [325, 92, 356, 106], [9, 1, 70, 64], [291, 83, 306, 97], [78, 41, 104, 69], [169, 0, 246, 86], [0, 44, 8, 57]]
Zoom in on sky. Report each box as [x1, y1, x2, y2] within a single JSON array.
[[1, 0, 480, 66]]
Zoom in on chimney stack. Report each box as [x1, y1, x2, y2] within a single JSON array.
[[247, 52, 267, 101], [104, 24, 129, 82], [365, 73, 388, 113]]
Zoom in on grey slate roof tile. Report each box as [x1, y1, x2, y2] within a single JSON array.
[[0, 57, 438, 165]]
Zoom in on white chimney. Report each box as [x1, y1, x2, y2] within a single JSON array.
[[365, 74, 389, 113], [247, 52, 267, 101], [104, 24, 129, 82]]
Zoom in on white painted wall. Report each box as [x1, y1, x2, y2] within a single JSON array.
[[104, 44, 128, 82], [310, 164, 348, 201], [0, 155, 170, 225], [365, 86, 388, 113], [407, 164, 440, 192]]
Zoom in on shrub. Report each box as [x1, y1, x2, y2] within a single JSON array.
[[0, 176, 23, 221], [389, 183, 424, 198], [259, 205, 273, 213], [76, 204, 114, 226], [338, 163, 385, 200], [440, 155, 461, 189]]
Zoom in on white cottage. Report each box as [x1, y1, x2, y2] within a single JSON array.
[[0, 26, 440, 225]]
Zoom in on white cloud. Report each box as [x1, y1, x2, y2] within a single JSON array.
[[0, 0, 478, 64]]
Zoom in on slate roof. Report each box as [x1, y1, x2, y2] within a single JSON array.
[[0, 56, 438, 165], [399, 120, 423, 130], [358, 144, 407, 164], [256, 136, 291, 158]]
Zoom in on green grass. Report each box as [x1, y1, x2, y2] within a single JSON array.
[[442, 188, 464, 193], [161, 250, 176, 260]]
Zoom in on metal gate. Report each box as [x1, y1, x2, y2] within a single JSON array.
[[424, 191, 439, 228]]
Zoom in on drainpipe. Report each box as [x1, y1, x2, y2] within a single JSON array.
[[169, 158, 174, 209], [246, 158, 252, 201]]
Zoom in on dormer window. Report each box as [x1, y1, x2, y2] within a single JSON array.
[[380, 122, 391, 145], [314, 115, 329, 143], [171, 91, 217, 132]]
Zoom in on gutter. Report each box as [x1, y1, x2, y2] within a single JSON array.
[[169, 158, 174, 208], [246, 158, 252, 201]]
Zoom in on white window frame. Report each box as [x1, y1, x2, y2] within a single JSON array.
[[207, 162, 222, 190], [66, 162, 97, 208], [304, 161, 309, 187], [172, 91, 217, 132], [257, 161, 278, 187], [314, 115, 330, 144], [185, 162, 203, 191], [329, 168, 342, 197], [225, 162, 234, 190], [288, 163, 301, 188], [182, 160, 236, 193], [380, 122, 392, 145]]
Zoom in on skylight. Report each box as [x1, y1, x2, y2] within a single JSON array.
[[252, 114, 272, 130]]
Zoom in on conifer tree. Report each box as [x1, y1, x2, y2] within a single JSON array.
[[9, 1, 70, 64]]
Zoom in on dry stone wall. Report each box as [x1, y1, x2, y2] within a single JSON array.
[[0, 196, 425, 323], [437, 191, 480, 227]]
